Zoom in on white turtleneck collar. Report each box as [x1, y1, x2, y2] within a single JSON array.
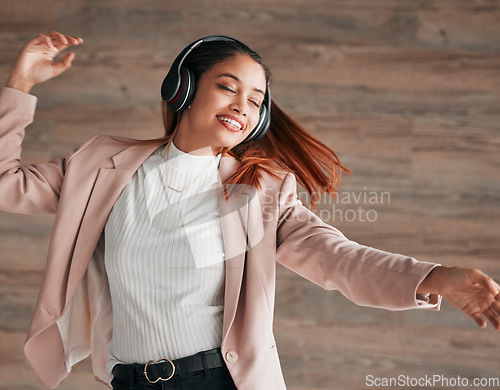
[[165, 142, 221, 174]]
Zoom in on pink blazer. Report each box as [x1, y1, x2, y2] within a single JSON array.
[[0, 87, 441, 389]]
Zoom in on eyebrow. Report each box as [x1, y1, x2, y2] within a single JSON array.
[[216, 73, 265, 96]]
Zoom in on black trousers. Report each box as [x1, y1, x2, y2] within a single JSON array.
[[111, 361, 237, 390]]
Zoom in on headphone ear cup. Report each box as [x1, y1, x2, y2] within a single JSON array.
[[251, 106, 266, 141], [168, 67, 195, 111]]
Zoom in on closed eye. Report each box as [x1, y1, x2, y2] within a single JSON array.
[[218, 83, 261, 108], [217, 84, 235, 93], [249, 99, 260, 108]]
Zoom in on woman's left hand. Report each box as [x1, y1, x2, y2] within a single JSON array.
[[418, 266, 500, 329]]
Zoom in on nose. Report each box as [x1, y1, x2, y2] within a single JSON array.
[[229, 102, 246, 116]]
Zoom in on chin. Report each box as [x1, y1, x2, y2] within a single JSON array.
[[214, 131, 248, 149]]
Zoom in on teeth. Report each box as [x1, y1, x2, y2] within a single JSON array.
[[218, 116, 242, 130]]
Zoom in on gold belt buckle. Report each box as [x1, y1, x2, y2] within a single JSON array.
[[144, 358, 176, 383]]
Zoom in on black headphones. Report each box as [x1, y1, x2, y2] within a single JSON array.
[[161, 35, 271, 142]]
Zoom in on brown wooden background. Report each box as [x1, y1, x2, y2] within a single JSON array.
[[1, 1, 499, 389]]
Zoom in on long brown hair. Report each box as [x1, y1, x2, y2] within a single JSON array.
[[159, 39, 349, 209]]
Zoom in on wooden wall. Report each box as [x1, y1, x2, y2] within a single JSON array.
[[1, 1, 499, 389]]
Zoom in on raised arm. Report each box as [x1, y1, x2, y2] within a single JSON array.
[[0, 32, 84, 214]]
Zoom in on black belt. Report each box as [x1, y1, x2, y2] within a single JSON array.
[[112, 348, 226, 384]]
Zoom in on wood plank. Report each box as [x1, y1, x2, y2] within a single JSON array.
[[0, 0, 58, 34], [1, 1, 499, 389], [417, 1, 500, 52]]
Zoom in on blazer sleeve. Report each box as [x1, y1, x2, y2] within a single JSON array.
[[275, 172, 441, 311], [0, 87, 66, 214]]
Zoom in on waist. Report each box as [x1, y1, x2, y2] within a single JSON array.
[[112, 348, 226, 384]]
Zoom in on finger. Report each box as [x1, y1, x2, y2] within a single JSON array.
[[33, 33, 49, 45], [494, 281, 500, 296], [46, 31, 69, 46], [46, 32, 84, 52], [491, 299, 500, 316], [42, 34, 56, 50], [487, 279, 500, 297], [52, 52, 75, 76], [44, 31, 72, 54], [471, 270, 499, 296], [483, 308, 500, 330], [470, 312, 487, 329], [24, 34, 54, 52], [66, 35, 84, 45]]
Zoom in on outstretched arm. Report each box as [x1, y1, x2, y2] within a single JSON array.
[[418, 266, 500, 329], [277, 173, 500, 325]]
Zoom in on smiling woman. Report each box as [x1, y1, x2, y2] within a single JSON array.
[[1, 31, 499, 390]]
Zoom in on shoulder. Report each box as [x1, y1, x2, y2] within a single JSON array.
[[260, 168, 293, 190], [258, 168, 299, 208], [70, 135, 134, 155], [66, 135, 151, 163]]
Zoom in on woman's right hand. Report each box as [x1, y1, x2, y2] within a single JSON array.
[[6, 31, 84, 93]]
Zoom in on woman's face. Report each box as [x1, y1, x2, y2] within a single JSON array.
[[173, 54, 267, 155]]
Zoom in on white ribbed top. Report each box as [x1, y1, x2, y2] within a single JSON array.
[[104, 143, 225, 373]]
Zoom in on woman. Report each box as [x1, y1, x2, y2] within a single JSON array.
[[1, 31, 499, 390]]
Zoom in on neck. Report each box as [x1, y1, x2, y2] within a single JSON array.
[[173, 137, 222, 156], [173, 124, 223, 156]]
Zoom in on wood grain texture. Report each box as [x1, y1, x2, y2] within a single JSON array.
[[1, 0, 499, 389]]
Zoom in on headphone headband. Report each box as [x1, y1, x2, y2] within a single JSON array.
[[161, 35, 271, 142], [161, 36, 236, 103]]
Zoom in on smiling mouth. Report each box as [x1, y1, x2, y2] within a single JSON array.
[[216, 115, 243, 131]]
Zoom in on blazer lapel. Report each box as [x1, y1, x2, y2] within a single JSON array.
[[65, 141, 165, 304], [218, 156, 251, 342]]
